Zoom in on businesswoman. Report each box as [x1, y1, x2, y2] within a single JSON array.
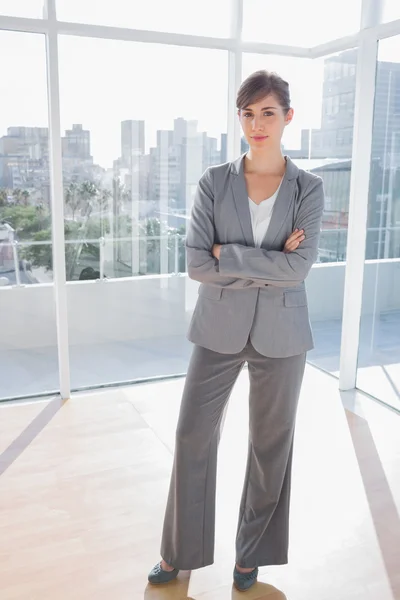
[[148, 70, 325, 592]]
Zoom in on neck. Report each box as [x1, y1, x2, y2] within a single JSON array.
[[245, 148, 286, 175]]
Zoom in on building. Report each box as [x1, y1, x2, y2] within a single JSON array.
[[62, 124, 91, 160], [61, 124, 94, 184], [149, 118, 222, 225], [0, 124, 98, 192], [0, 126, 49, 191], [280, 49, 400, 262], [121, 120, 145, 165]]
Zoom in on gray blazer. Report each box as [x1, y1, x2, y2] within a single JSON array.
[[186, 154, 325, 358]]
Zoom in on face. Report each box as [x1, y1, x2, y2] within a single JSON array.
[[238, 94, 294, 150]]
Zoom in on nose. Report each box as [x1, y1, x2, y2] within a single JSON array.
[[251, 117, 264, 131]]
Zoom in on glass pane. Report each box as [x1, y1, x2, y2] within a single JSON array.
[[56, 0, 231, 38], [357, 36, 400, 411], [310, 50, 356, 266], [242, 52, 357, 377], [0, 31, 58, 400], [0, 0, 44, 18], [58, 36, 228, 388], [243, 0, 362, 47], [383, 0, 400, 23]]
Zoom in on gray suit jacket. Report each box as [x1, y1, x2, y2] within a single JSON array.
[[186, 154, 325, 358]]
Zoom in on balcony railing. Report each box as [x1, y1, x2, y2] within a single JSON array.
[[0, 227, 399, 286]]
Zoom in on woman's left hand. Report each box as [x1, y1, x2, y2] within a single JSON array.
[[212, 244, 222, 260]]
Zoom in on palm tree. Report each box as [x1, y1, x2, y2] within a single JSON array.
[[21, 190, 30, 206], [79, 181, 98, 218], [64, 182, 80, 220], [65, 181, 98, 280], [35, 203, 46, 231], [12, 188, 23, 205], [97, 188, 112, 237]]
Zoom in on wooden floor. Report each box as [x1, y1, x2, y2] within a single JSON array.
[[1, 365, 399, 600]]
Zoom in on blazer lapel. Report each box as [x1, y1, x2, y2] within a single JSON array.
[[262, 156, 299, 248], [230, 154, 254, 247], [229, 154, 299, 249]]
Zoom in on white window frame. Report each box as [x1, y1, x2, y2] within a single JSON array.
[[0, 0, 400, 399]]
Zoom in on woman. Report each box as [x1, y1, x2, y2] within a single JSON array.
[[148, 70, 325, 592]]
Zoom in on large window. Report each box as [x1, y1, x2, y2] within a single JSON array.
[[0, 1, 44, 18], [383, 0, 400, 23], [0, 31, 54, 285], [357, 36, 400, 411], [242, 52, 357, 376], [242, 0, 362, 47], [56, 0, 231, 37], [1, 0, 400, 402], [0, 31, 58, 400], [58, 36, 228, 389]]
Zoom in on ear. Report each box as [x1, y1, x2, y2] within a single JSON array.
[[285, 107, 294, 126]]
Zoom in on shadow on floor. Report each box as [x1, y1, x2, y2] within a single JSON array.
[[344, 400, 400, 599], [0, 396, 66, 476]]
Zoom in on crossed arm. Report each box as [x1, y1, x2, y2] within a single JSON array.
[[186, 167, 325, 289]]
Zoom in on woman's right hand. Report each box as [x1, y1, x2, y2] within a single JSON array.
[[284, 229, 305, 253]]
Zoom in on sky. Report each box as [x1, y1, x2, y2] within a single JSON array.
[[0, 1, 399, 169]]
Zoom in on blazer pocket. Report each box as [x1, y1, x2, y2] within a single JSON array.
[[284, 290, 307, 307], [198, 284, 223, 301]]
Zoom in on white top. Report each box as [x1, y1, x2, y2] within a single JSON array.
[[248, 180, 282, 247]]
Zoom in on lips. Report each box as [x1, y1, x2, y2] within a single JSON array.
[[252, 136, 268, 140]]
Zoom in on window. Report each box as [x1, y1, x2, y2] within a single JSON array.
[[357, 36, 400, 411], [383, 0, 400, 23], [0, 31, 52, 284], [326, 97, 334, 115], [0, 31, 58, 400], [336, 130, 345, 145], [56, 0, 231, 37], [333, 96, 340, 114], [243, 52, 357, 378], [0, 0, 44, 18], [243, 0, 362, 47], [58, 36, 228, 388]]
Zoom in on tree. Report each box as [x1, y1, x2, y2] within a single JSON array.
[[23, 216, 110, 280], [64, 182, 80, 220], [0, 205, 51, 238], [64, 181, 98, 279], [0, 189, 8, 207], [21, 190, 30, 206], [139, 217, 180, 275], [12, 188, 24, 205], [22, 229, 52, 271], [1, 182, 182, 280], [97, 188, 112, 236], [79, 180, 98, 217]]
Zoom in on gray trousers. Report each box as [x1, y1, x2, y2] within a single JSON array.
[[161, 340, 306, 570]]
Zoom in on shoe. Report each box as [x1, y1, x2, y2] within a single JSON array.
[[233, 566, 259, 591], [148, 561, 179, 585]]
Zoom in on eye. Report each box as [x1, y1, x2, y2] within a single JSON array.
[[264, 111, 274, 117], [243, 112, 253, 118]]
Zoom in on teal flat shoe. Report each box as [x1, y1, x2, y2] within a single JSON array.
[[148, 562, 179, 585], [233, 566, 259, 591]]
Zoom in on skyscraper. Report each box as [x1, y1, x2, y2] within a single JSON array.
[[62, 124, 91, 160], [0, 126, 49, 191], [121, 120, 145, 166]]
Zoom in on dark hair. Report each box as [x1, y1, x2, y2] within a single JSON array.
[[236, 70, 291, 114]]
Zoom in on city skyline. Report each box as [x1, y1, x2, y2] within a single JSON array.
[[2, 45, 400, 274], [0, 117, 227, 189]]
